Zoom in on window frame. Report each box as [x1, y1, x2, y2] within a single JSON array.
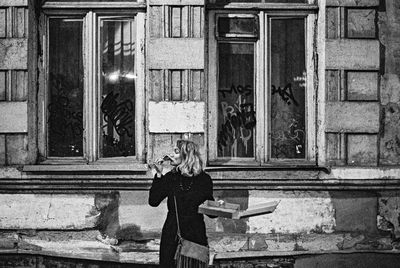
[[38, 5, 146, 165], [207, 8, 317, 166]]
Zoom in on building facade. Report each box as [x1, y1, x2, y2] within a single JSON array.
[[0, 0, 400, 267]]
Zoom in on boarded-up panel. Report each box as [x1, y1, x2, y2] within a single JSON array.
[[326, 7, 339, 39], [149, 101, 205, 133], [326, 39, 379, 69], [347, 134, 378, 166], [0, 134, 5, 165], [326, 0, 379, 6], [149, 69, 163, 101], [0, 101, 27, 133], [171, 70, 182, 101], [149, 6, 163, 38], [325, 102, 380, 133], [326, 70, 340, 101], [0, 8, 6, 38], [0, 38, 27, 69], [0, 70, 6, 100], [347, 9, 376, 38], [347, 71, 378, 101], [14, 7, 28, 38], [192, 6, 203, 38], [171, 7, 181, 37], [11, 70, 27, 101], [6, 134, 28, 164], [148, 38, 204, 69], [191, 70, 203, 101], [326, 133, 346, 165]]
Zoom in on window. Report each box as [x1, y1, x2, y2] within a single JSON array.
[[39, 2, 145, 164], [207, 3, 317, 165]]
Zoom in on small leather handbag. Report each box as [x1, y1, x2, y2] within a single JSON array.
[[173, 196, 209, 268]]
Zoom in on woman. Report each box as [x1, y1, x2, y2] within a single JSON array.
[[148, 139, 214, 268]]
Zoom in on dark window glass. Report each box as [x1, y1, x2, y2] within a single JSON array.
[[100, 19, 136, 157], [217, 43, 256, 158], [270, 18, 306, 159], [213, 0, 306, 3], [48, 19, 83, 157], [217, 17, 258, 38]]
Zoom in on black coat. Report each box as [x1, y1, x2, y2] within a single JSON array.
[[148, 170, 214, 268]]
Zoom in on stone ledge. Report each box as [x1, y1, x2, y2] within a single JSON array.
[[1, 232, 399, 265]]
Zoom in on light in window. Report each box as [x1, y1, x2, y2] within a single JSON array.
[[100, 19, 137, 158]]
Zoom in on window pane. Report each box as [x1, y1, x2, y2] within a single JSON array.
[[213, 0, 306, 3], [270, 18, 306, 159], [217, 16, 258, 38], [218, 43, 256, 158], [48, 19, 83, 157], [100, 19, 136, 157]]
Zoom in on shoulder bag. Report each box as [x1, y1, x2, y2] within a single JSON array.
[[173, 195, 209, 268]]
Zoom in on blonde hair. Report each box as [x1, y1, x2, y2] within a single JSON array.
[[176, 139, 204, 177]]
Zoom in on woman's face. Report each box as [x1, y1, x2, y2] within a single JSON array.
[[170, 147, 182, 166]]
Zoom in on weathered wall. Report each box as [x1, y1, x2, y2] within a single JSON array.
[[0, 0, 400, 265]]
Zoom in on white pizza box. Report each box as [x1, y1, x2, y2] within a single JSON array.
[[198, 200, 279, 219]]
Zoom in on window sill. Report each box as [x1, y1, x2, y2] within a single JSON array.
[[205, 165, 330, 174], [23, 163, 148, 173]]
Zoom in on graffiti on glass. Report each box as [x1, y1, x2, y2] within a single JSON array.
[[218, 84, 256, 156], [101, 91, 135, 138], [271, 83, 299, 106]]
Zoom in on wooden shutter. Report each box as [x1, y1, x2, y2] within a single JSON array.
[[325, 0, 380, 166], [147, 0, 206, 161], [0, 0, 29, 165]]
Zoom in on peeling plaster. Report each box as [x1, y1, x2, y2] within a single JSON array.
[[246, 191, 335, 234]]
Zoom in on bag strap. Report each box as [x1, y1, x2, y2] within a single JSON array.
[[173, 195, 182, 239]]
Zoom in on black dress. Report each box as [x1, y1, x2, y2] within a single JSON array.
[[148, 169, 214, 268]]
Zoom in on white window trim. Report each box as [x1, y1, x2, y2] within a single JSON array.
[[38, 8, 146, 165], [207, 9, 317, 166]]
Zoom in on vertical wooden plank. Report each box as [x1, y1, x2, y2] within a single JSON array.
[[171, 6, 181, 37], [181, 6, 188, 38], [171, 70, 182, 101], [12, 70, 27, 101], [182, 70, 189, 101], [326, 70, 340, 101], [149, 6, 162, 38], [326, 133, 346, 166], [6, 7, 11, 38], [191, 70, 202, 101], [192, 6, 201, 38], [0, 71, 6, 100], [6, 134, 29, 165], [150, 69, 163, 101], [164, 69, 170, 100], [0, 135, 5, 165], [200, 6, 204, 38], [326, 7, 339, 39], [15, 7, 26, 38], [0, 8, 6, 38]]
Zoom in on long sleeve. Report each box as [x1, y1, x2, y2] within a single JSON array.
[[148, 173, 170, 207], [192, 173, 214, 207]]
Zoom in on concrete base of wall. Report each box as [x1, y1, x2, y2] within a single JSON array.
[[1, 252, 400, 268]]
